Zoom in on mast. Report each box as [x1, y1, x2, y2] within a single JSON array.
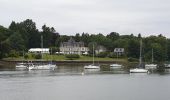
[[93, 43, 94, 65], [22, 50, 24, 63], [50, 48, 52, 64], [116, 52, 118, 64], [41, 35, 43, 59], [139, 39, 142, 65], [152, 48, 154, 63]]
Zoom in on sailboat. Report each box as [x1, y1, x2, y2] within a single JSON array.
[[130, 40, 149, 73], [110, 51, 123, 69], [28, 36, 57, 70], [84, 43, 100, 69], [145, 49, 157, 69]]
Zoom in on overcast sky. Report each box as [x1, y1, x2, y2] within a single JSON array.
[[0, 0, 170, 37]]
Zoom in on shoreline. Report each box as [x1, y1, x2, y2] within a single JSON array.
[[0, 59, 131, 67], [1, 59, 127, 64], [0, 59, 137, 68]]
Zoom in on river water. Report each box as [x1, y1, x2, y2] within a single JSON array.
[[0, 65, 170, 100]]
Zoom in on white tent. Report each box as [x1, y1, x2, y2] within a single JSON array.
[[28, 48, 50, 54]]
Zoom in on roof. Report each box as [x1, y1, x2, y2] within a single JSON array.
[[61, 37, 84, 46], [29, 48, 49, 52]]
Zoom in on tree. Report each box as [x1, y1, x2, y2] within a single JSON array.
[[127, 39, 140, 58], [9, 19, 40, 48], [41, 25, 57, 47], [74, 33, 81, 42], [9, 32, 25, 51], [106, 32, 119, 41]]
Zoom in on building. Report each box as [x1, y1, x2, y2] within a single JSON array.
[[95, 45, 107, 54], [114, 48, 125, 55], [28, 48, 50, 54], [60, 38, 89, 55]]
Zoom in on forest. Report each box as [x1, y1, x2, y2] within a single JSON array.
[[0, 19, 170, 62]]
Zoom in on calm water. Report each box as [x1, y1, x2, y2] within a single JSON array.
[[0, 65, 170, 100]]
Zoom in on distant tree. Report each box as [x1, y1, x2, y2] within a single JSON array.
[[138, 33, 141, 38], [9, 19, 40, 48], [74, 33, 81, 42], [127, 39, 140, 58], [9, 32, 25, 51], [106, 32, 119, 41], [42, 25, 57, 47]]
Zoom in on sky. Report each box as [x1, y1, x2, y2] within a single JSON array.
[[0, 0, 170, 37]]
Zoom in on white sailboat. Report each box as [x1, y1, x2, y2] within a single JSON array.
[[110, 64, 122, 69], [110, 52, 123, 69], [145, 49, 157, 69], [130, 40, 149, 73], [84, 43, 100, 69], [28, 36, 57, 70], [28, 63, 56, 70]]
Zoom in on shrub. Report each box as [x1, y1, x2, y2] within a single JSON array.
[[128, 57, 138, 62], [24, 54, 29, 59], [31, 53, 36, 58], [9, 50, 19, 58], [65, 54, 80, 60], [108, 52, 117, 58], [34, 54, 42, 59], [97, 52, 108, 58]]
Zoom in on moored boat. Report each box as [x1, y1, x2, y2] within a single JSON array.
[[84, 43, 100, 69], [130, 39, 149, 73], [110, 64, 122, 69]]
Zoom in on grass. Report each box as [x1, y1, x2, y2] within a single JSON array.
[[3, 54, 127, 62]]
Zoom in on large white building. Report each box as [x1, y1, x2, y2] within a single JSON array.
[[60, 38, 89, 55], [28, 48, 50, 54]]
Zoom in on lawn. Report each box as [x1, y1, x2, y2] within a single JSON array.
[[3, 54, 127, 62]]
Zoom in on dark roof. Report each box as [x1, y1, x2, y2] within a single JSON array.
[[61, 38, 84, 47]]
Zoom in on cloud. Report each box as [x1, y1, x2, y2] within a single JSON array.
[[0, 0, 170, 37]]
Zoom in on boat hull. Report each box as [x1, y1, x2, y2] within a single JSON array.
[[145, 64, 157, 69], [110, 64, 122, 69], [84, 65, 100, 69], [16, 63, 27, 69], [28, 64, 56, 70], [130, 68, 148, 73]]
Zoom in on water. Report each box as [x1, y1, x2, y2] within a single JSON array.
[[0, 65, 170, 100]]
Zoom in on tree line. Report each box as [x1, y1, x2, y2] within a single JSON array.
[[0, 19, 170, 62]]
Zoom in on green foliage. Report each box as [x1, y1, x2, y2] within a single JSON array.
[[65, 54, 80, 60], [31, 53, 36, 58], [0, 19, 169, 63], [128, 57, 139, 62], [50, 47, 59, 54], [0, 51, 2, 59], [88, 42, 97, 54], [108, 52, 117, 58], [106, 32, 119, 41], [34, 54, 42, 59], [24, 54, 29, 59], [9, 50, 19, 58], [127, 39, 140, 58], [9, 32, 25, 51], [97, 52, 108, 58]]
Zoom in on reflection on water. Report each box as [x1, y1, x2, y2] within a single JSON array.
[[0, 65, 170, 100], [0, 65, 130, 77]]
